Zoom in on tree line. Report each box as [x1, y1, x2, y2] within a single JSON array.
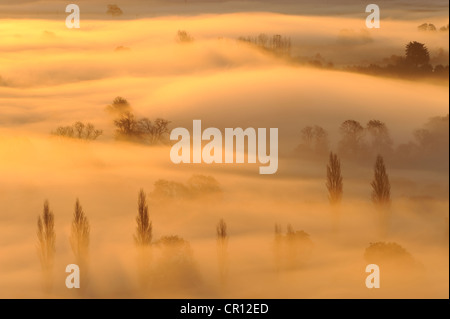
[[296, 114, 449, 169]]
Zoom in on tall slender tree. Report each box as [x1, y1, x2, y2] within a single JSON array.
[[326, 152, 343, 205], [37, 200, 55, 291], [134, 189, 152, 288], [134, 189, 152, 246], [371, 155, 391, 208], [216, 219, 228, 287], [70, 199, 90, 266], [371, 155, 391, 237]]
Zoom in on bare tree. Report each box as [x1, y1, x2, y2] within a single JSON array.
[[137, 117, 171, 144], [326, 152, 343, 205], [37, 200, 55, 291], [114, 112, 170, 145], [114, 111, 140, 139], [216, 219, 228, 287], [53, 122, 102, 140]]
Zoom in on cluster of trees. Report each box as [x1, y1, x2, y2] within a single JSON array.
[[349, 41, 449, 79], [364, 242, 416, 269], [297, 114, 449, 169], [106, 4, 123, 16], [107, 97, 171, 145], [298, 125, 329, 156], [395, 114, 449, 169], [50, 97, 171, 145], [52, 121, 103, 141], [149, 175, 222, 201], [338, 119, 393, 160], [238, 33, 292, 57], [273, 224, 313, 271], [296, 119, 393, 160], [294, 53, 335, 69], [176, 30, 194, 43], [418, 22, 449, 32]]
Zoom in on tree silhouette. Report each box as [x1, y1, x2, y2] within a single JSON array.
[[366, 120, 393, 155], [106, 96, 131, 115], [299, 125, 329, 155], [137, 118, 171, 144], [405, 41, 430, 67], [418, 23, 437, 32], [338, 120, 366, 157], [273, 223, 282, 272], [53, 121, 102, 140], [106, 4, 123, 16], [274, 225, 313, 270], [238, 33, 291, 56], [134, 189, 152, 247], [70, 199, 90, 290], [114, 111, 139, 138], [114, 111, 170, 145], [364, 242, 415, 267], [300, 126, 314, 148], [134, 189, 152, 288], [151, 235, 201, 291], [70, 199, 90, 265], [313, 125, 329, 154], [371, 155, 391, 237], [37, 200, 55, 291], [326, 152, 343, 205], [216, 219, 228, 287], [176, 30, 194, 43], [414, 114, 449, 151], [371, 155, 391, 208]]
